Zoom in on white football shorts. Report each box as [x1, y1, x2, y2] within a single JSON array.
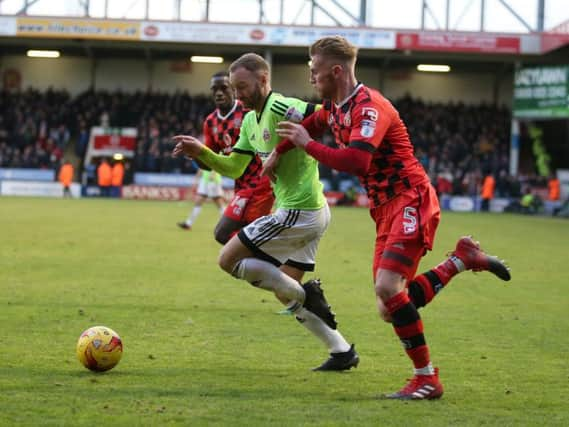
[[237, 204, 331, 271], [197, 180, 223, 198]]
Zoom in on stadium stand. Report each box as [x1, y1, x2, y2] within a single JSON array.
[[1, 88, 522, 197]]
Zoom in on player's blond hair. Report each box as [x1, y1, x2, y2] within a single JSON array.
[[229, 53, 270, 75], [309, 36, 358, 66]]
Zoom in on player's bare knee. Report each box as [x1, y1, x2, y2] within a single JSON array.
[[218, 250, 235, 274], [375, 294, 393, 323], [378, 306, 392, 323], [374, 281, 393, 303]]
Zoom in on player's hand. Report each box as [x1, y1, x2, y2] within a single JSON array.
[[172, 135, 204, 158], [276, 121, 311, 148], [261, 149, 279, 183], [222, 133, 232, 147]]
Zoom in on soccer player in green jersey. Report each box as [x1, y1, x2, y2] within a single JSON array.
[[172, 53, 359, 371]]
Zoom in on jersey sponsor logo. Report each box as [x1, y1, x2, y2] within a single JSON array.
[[263, 128, 271, 141], [230, 195, 248, 216], [343, 111, 351, 126], [360, 119, 376, 138], [362, 107, 378, 121], [403, 206, 417, 234], [284, 106, 304, 123]]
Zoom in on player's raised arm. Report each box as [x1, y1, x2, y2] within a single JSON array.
[[275, 113, 375, 177], [172, 135, 251, 179]]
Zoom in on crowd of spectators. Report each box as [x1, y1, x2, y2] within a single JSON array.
[[0, 88, 72, 169], [1, 87, 534, 199]]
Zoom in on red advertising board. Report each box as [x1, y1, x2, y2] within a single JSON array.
[[396, 32, 520, 54], [93, 134, 136, 151]]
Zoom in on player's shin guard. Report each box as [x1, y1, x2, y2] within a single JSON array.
[[407, 254, 464, 308], [231, 258, 305, 302], [407, 270, 445, 309], [386, 291, 430, 369]]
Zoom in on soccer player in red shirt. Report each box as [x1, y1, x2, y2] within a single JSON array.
[[179, 71, 274, 244], [271, 36, 511, 399]]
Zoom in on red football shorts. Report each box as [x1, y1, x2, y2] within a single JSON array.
[[371, 183, 441, 280], [224, 189, 275, 224]]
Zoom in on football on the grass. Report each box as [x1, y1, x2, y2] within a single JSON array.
[[76, 326, 123, 372]]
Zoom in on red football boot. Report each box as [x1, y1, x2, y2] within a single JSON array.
[[452, 236, 511, 281], [386, 368, 444, 400]]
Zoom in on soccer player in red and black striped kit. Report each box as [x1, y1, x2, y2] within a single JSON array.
[[270, 36, 511, 399], [179, 71, 274, 244]]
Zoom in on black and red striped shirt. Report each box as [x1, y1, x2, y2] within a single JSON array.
[[203, 100, 272, 194], [305, 84, 429, 208]]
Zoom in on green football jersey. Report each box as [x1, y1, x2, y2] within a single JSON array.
[[234, 92, 325, 210]]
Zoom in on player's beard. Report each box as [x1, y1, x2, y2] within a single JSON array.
[[314, 72, 335, 100], [242, 83, 264, 111]]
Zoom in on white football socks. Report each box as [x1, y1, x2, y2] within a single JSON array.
[[414, 362, 435, 376], [288, 303, 351, 354], [232, 258, 351, 354], [186, 205, 202, 226], [449, 255, 466, 273], [232, 258, 305, 302]]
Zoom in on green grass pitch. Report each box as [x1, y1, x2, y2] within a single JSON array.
[[1, 197, 568, 426]]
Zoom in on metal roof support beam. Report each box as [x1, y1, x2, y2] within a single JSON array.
[[79, 0, 90, 17], [537, 0, 545, 32], [423, 0, 443, 30], [497, 0, 533, 32], [311, 0, 315, 26], [453, 0, 476, 30], [313, 1, 343, 26], [326, 0, 362, 25], [16, 0, 40, 15], [480, 0, 485, 31], [175, 0, 181, 21], [360, 0, 367, 26]]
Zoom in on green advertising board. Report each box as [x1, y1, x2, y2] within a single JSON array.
[[513, 65, 569, 118]]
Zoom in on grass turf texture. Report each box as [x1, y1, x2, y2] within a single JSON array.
[[1, 197, 568, 426]]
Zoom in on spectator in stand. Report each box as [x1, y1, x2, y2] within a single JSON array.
[[508, 174, 522, 199], [548, 174, 560, 202], [97, 158, 112, 197], [520, 189, 542, 214], [480, 172, 495, 211], [436, 170, 453, 196], [495, 169, 510, 198], [76, 120, 90, 159], [111, 159, 125, 198], [58, 159, 74, 198]]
